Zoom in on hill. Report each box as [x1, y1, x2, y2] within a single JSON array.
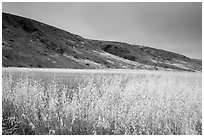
[[2, 12, 202, 72]]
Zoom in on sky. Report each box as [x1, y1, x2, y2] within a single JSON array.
[[2, 2, 202, 59]]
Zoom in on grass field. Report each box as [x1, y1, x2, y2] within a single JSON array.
[[2, 68, 202, 135]]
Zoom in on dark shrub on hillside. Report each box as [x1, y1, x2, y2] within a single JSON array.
[[103, 45, 129, 57], [124, 55, 136, 61], [20, 19, 38, 33], [56, 47, 65, 54]]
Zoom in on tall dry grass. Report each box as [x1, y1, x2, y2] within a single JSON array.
[[2, 70, 202, 135]]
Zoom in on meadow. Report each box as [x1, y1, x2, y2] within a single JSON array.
[[2, 68, 202, 135]]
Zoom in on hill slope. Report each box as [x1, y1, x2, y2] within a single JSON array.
[[2, 12, 202, 72]]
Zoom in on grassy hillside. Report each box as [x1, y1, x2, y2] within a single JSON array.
[[2, 12, 202, 71]]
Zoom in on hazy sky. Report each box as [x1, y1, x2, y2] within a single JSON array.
[[2, 2, 202, 59]]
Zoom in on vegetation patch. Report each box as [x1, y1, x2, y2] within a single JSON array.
[[2, 69, 202, 135]]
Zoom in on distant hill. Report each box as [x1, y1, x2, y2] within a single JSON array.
[[2, 12, 202, 72]]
